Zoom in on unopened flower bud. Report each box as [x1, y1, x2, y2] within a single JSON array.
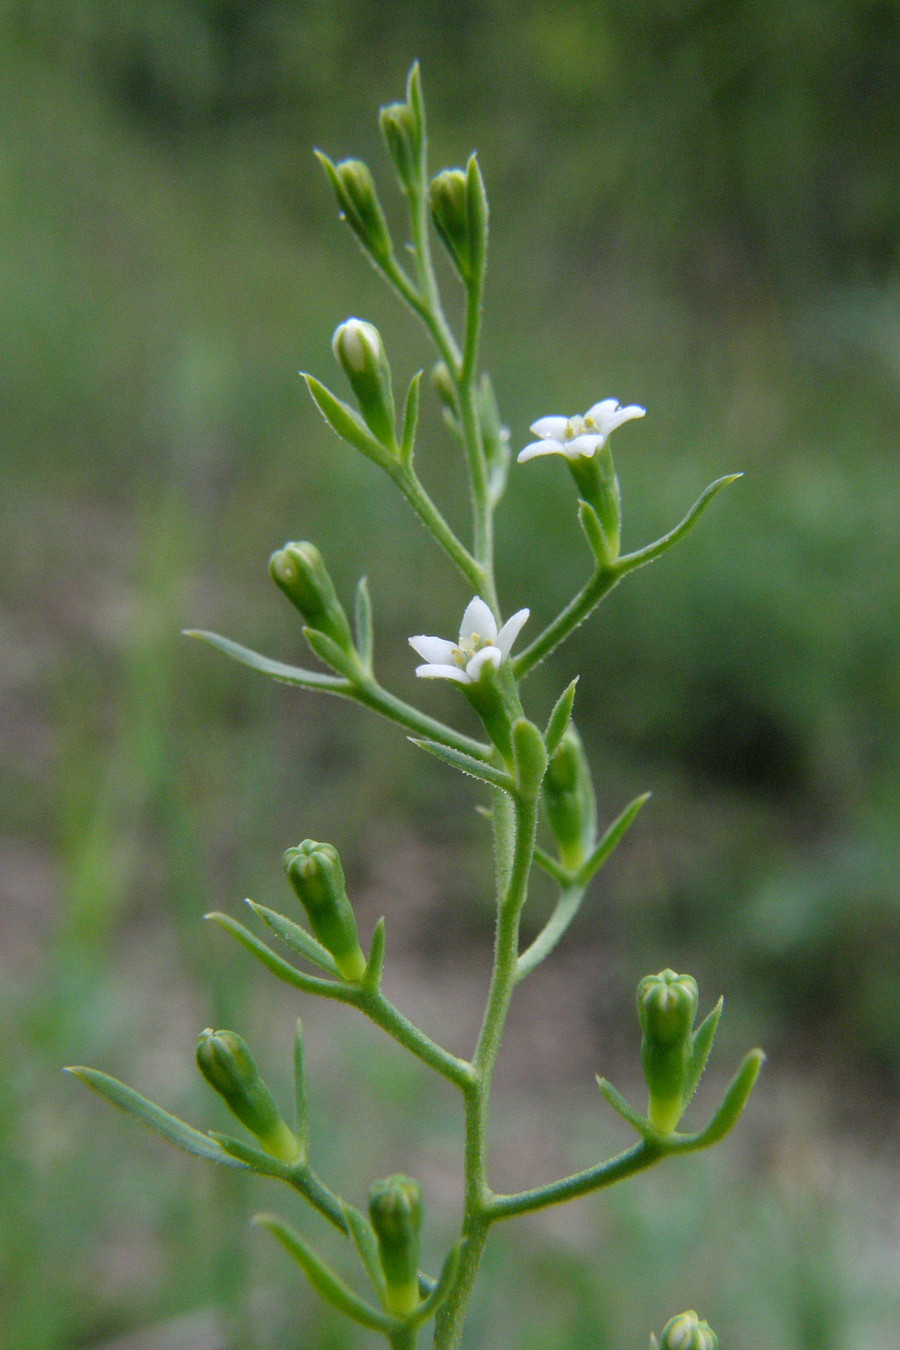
[[368, 1174, 423, 1317], [430, 169, 469, 276], [283, 840, 367, 982], [196, 1029, 300, 1162], [637, 969, 699, 1133], [332, 318, 397, 449], [379, 100, 422, 193], [431, 361, 457, 411], [269, 541, 354, 651], [543, 725, 596, 871], [318, 155, 393, 264], [658, 1310, 718, 1350], [429, 157, 487, 282]]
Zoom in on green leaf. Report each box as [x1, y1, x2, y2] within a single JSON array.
[[682, 997, 724, 1108], [578, 499, 616, 566], [354, 576, 374, 671], [205, 912, 346, 1000], [65, 1067, 243, 1168], [184, 630, 348, 691], [400, 370, 422, 465], [596, 1077, 658, 1142], [362, 916, 386, 994], [303, 373, 391, 466], [577, 792, 652, 886], [544, 679, 578, 757], [246, 900, 340, 976], [410, 738, 515, 793], [209, 1132, 294, 1177], [253, 1212, 395, 1332], [670, 1049, 766, 1153], [303, 626, 363, 681], [409, 1241, 465, 1327], [341, 1201, 387, 1300], [618, 474, 744, 574]]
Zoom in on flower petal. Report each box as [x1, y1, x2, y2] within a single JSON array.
[[465, 646, 502, 681], [584, 400, 645, 436], [459, 596, 497, 644], [494, 607, 530, 660], [517, 439, 568, 463], [415, 663, 471, 683], [409, 634, 457, 664], [566, 434, 603, 458], [529, 416, 569, 441]]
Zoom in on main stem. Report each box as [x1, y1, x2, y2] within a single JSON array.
[[433, 788, 539, 1350]]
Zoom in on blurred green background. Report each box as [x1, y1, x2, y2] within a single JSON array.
[[3, 1, 900, 1347]]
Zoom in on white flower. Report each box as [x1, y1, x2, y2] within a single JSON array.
[[409, 596, 529, 684], [517, 399, 645, 463]]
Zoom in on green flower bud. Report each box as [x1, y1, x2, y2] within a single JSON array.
[[196, 1028, 300, 1162], [658, 1310, 718, 1350], [284, 840, 367, 982], [543, 725, 596, 871], [317, 154, 393, 264], [637, 969, 699, 1133], [429, 157, 487, 283], [332, 318, 397, 450], [430, 168, 469, 276], [269, 541, 354, 651], [368, 1174, 423, 1317], [379, 100, 422, 193], [430, 361, 457, 412]]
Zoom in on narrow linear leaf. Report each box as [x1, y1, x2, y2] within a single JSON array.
[[409, 1241, 465, 1327], [303, 373, 391, 466], [400, 369, 422, 465], [205, 912, 345, 1000], [362, 917, 386, 993], [578, 499, 616, 566], [354, 576, 374, 671], [184, 630, 348, 691], [544, 678, 579, 757], [246, 901, 339, 976], [683, 997, 724, 1107], [66, 1067, 242, 1168], [209, 1132, 293, 1177], [577, 791, 652, 886], [532, 846, 575, 886], [596, 1077, 657, 1142], [303, 627, 363, 681], [341, 1201, 387, 1300], [254, 1213, 395, 1333], [618, 474, 743, 573], [410, 738, 515, 793], [673, 1049, 766, 1152]]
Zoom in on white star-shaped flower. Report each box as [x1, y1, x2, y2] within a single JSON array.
[[409, 596, 529, 684], [517, 399, 645, 463]]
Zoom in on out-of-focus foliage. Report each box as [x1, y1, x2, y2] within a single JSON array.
[[3, 2, 900, 1346]]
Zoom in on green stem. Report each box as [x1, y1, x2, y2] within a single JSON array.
[[356, 988, 476, 1092], [384, 459, 486, 593], [512, 563, 623, 679], [486, 1140, 662, 1221], [350, 680, 492, 762], [516, 882, 586, 980], [434, 789, 539, 1349]]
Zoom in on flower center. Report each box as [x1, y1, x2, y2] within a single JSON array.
[[452, 632, 487, 667], [563, 416, 585, 441]]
